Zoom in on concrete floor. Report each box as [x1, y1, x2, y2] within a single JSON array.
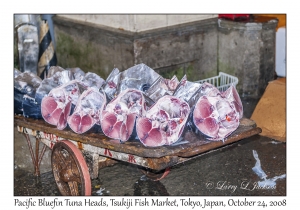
[[13, 97, 286, 196]]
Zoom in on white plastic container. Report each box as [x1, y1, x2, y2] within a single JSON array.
[[275, 27, 286, 77], [195, 72, 239, 92]]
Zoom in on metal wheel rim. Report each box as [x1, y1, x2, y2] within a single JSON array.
[[51, 140, 91, 196]]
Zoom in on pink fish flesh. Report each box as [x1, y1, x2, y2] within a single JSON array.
[[136, 95, 190, 147], [68, 88, 106, 134], [41, 80, 81, 130], [193, 84, 243, 141], [100, 89, 146, 142]]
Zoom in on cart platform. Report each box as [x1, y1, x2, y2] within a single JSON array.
[[15, 115, 261, 167], [14, 115, 261, 195]]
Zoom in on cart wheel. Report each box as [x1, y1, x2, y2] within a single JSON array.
[[51, 140, 91, 196], [140, 167, 171, 181]]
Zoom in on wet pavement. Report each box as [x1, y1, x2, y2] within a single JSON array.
[[13, 97, 286, 196], [14, 135, 286, 196]]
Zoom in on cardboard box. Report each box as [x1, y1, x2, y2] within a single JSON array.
[[250, 78, 286, 142]]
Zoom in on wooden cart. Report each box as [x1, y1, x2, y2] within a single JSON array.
[[14, 115, 261, 196]]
